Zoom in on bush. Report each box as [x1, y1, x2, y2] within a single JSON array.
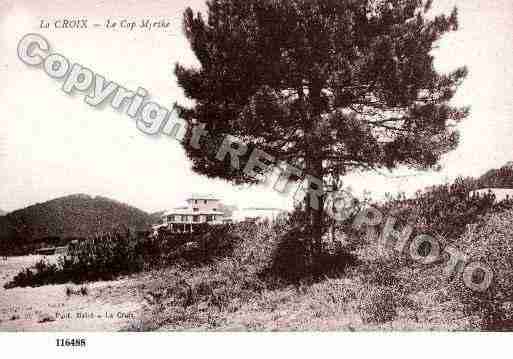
[[175, 225, 239, 264], [267, 226, 311, 283], [257, 209, 357, 285], [134, 258, 267, 330], [231, 220, 281, 271], [5, 231, 148, 288], [5, 225, 242, 289], [450, 210, 513, 330], [379, 177, 513, 241], [4, 259, 59, 288], [359, 286, 398, 324], [65, 285, 89, 296]]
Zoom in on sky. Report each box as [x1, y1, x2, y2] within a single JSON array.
[[0, 0, 512, 213]]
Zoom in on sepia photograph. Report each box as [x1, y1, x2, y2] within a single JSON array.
[[0, 0, 512, 355]]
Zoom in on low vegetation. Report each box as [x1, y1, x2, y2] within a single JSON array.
[[129, 180, 513, 331], [6, 166, 513, 331], [380, 176, 513, 240], [449, 210, 513, 331], [4, 225, 238, 289], [65, 285, 89, 296]]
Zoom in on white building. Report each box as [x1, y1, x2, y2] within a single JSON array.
[[233, 207, 286, 223], [154, 194, 227, 233]]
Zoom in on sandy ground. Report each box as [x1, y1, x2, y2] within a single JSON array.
[[0, 255, 146, 331]]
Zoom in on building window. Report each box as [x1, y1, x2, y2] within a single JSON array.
[[167, 216, 173, 222], [213, 208, 216, 211], [193, 215, 200, 223], [204, 200, 208, 204], [206, 215, 213, 222], [193, 207, 199, 212], [195, 200, 198, 204], [181, 215, 187, 222]]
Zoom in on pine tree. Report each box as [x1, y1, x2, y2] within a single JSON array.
[[174, 0, 468, 256]]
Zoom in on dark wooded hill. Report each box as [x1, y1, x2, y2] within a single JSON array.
[[0, 194, 153, 255]]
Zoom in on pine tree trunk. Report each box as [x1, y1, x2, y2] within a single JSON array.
[[306, 83, 324, 262], [305, 157, 324, 262], [312, 164, 324, 261]]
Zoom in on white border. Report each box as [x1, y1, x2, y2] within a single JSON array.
[[0, 332, 510, 359]]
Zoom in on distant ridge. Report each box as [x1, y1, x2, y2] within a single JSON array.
[[0, 194, 153, 255], [150, 210, 166, 223], [477, 162, 513, 189]]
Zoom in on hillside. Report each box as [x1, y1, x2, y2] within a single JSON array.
[[149, 211, 166, 224], [476, 162, 513, 189], [0, 194, 153, 255]]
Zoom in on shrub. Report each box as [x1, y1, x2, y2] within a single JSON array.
[[176, 225, 239, 264], [260, 209, 357, 285], [267, 226, 311, 283], [4, 259, 59, 288], [379, 176, 513, 241], [450, 210, 513, 330], [5, 231, 148, 288], [65, 285, 89, 296], [133, 257, 268, 330], [5, 225, 242, 289], [231, 221, 281, 271], [359, 286, 398, 324]]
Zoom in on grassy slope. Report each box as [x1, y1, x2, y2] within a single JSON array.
[[130, 222, 479, 331]]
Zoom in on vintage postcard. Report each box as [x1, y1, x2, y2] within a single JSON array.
[[0, 0, 512, 354]]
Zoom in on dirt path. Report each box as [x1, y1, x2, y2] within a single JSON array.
[[0, 256, 146, 331]]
